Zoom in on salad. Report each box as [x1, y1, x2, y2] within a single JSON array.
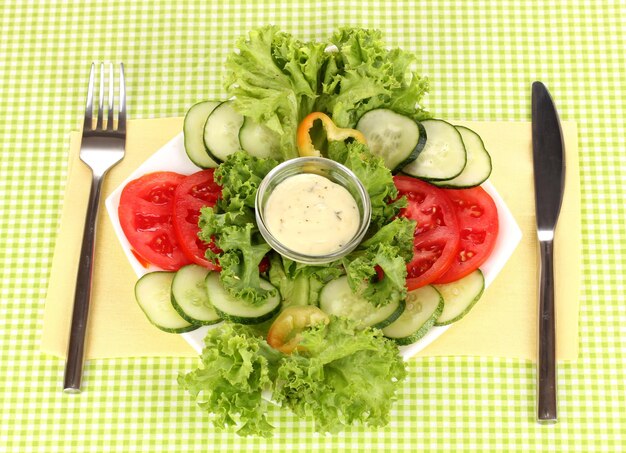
[[117, 26, 499, 437]]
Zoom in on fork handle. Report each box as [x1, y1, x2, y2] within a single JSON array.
[[537, 238, 558, 423], [64, 172, 104, 393]]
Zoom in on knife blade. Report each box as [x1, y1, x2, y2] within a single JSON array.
[[531, 81, 565, 424]]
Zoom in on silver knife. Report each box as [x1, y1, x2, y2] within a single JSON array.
[[531, 81, 565, 424]]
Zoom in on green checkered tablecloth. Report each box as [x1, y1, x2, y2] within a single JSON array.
[[1, 0, 624, 451]]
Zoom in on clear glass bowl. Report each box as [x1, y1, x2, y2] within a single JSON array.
[[255, 157, 371, 264]]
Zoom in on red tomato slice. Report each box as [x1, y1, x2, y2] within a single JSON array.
[[433, 186, 499, 284], [258, 255, 270, 274], [172, 170, 222, 270], [394, 175, 460, 290], [118, 171, 191, 270]]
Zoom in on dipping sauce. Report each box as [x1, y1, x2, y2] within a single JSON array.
[[264, 173, 360, 256]]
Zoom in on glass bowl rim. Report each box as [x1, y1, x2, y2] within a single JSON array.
[[255, 156, 372, 264]]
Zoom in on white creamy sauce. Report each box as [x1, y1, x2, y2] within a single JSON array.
[[264, 173, 360, 256]]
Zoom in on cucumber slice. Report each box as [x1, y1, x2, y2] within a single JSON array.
[[203, 100, 244, 163], [205, 272, 281, 324], [134, 272, 197, 333], [183, 100, 220, 168], [382, 285, 443, 345], [319, 276, 405, 329], [433, 269, 485, 326], [356, 109, 426, 173], [401, 119, 467, 181], [239, 117, 281, 159], [171, 264, 222, 326], [431, 126, 492, 188]]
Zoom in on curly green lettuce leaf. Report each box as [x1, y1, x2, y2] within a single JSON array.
[[360, 215, 415, 263], [177, 323, 282, 437], [343, 217, 415, 307], [317, 27, 430, 128], [180, 318, 406, 437], [198, 151, 277, 240], [198, 151, 278, 305], [225, 26, 330, 160], [273, 317, 407, 433], [214, 150, 279, 210], [214, 223, 275, 303], [328, 140, 406, 229]]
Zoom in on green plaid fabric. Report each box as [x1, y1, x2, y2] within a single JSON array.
[[1, 0, 624, 451]]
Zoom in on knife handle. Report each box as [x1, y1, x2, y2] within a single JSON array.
[[537, 238, 558, 423]]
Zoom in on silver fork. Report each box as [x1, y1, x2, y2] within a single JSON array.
[[64, 62, 126, 393]]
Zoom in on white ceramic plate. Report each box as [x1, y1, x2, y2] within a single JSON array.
[[105, 132, 522, 359]]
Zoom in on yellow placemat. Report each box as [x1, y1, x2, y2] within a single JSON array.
[[418, 120, 580, 360], [41, 118, 580, 361]]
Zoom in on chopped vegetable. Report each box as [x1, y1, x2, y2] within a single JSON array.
[[342, 217, 415, 307], [179, 318, 407, 437], [172, 170, 221, 269], [296, 111, 366, 157], [274, 317, 407, 433], [225, 26, 330, 160], [328, 140, 406, 230], [433, 269, 485, 325], [178, 323, 280, 437], [382, 285, 444, 345], [198, 151, 278, 305], [268, 253, 343, 308], [394, 175, 461, 289], [319, 275, 406, 328], [433, 186, 499, 283], [355, 108, 426, 172], [318, 27, 430, 128], [224, 26, 430, 161], [118, 172, 191, 270], [267, 306, 330, 354]]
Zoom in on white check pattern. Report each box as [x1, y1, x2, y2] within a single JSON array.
[[0, 0, 624, 451]]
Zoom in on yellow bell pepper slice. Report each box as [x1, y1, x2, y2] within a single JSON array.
[[296, 112, 367, 157]]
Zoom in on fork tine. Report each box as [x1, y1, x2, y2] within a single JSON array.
[[117, 63, 126, 133], [107, 63, 114, 130], [83, 63, 95, 131], [96, 63, 104, 130]]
